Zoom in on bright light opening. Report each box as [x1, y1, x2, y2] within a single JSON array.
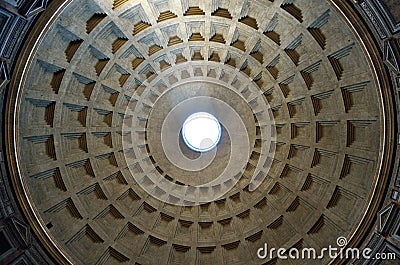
[[182, 112, 221, 152]]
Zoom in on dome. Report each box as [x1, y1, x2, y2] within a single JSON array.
[[1, 0, 399, 264]]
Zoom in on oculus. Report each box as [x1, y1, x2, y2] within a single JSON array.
[[182, 112, 221, 152]]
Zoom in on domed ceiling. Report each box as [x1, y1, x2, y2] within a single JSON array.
[[6, 0, 392, 264]]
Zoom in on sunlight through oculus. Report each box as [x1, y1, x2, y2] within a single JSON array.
[[182, 112, 221, 152]]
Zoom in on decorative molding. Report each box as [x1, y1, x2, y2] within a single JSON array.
[[384, 39, 400, 73], [354, 233, 400, 264], [359, 0, 388, 39], [19, 0, 48, 18], [377, 203, 399, 235], [374, 0, 400, 33], [0, 58, 10, 91], [0, 8, 29, 60]]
